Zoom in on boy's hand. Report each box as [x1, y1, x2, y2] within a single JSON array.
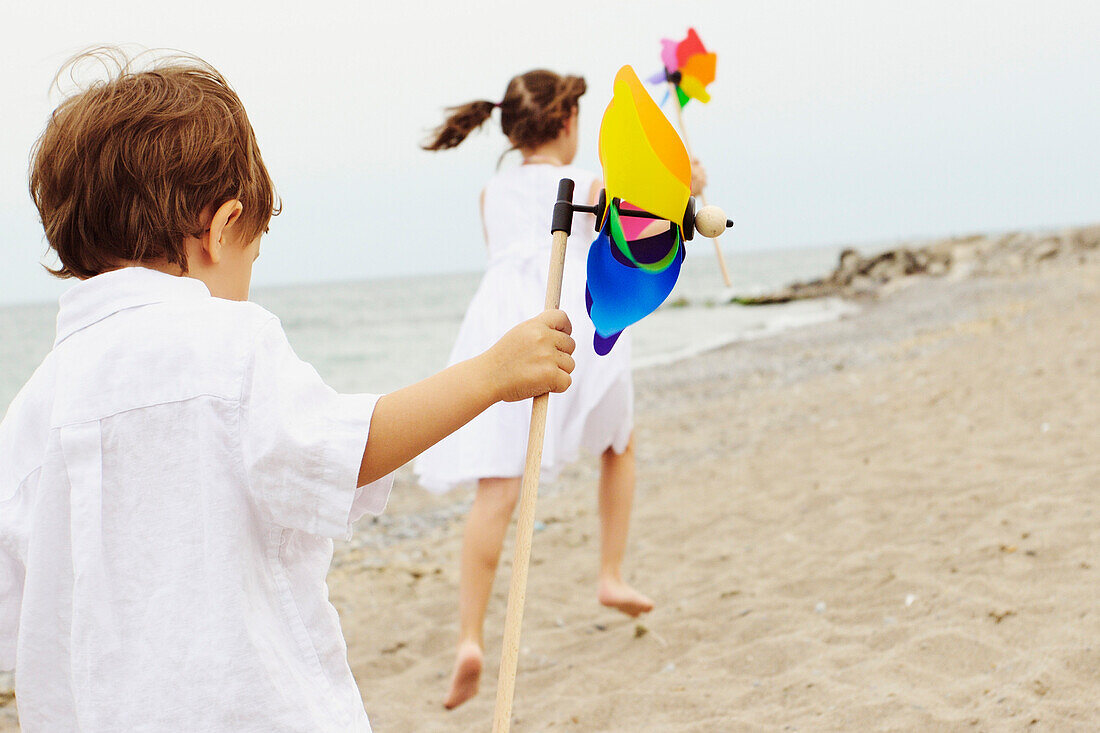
[[359, 310, 575, 486], [486, 310, 576, 402]]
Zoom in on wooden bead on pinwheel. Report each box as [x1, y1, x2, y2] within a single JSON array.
[[694, 205, 731, 239]]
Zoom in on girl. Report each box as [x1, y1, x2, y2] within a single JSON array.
[[415, 69, 705, 710]]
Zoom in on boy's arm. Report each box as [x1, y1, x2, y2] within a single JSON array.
[[357, 309, 575, 486]]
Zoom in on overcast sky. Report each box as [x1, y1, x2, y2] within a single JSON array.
[[2, 0, 1098, 304]]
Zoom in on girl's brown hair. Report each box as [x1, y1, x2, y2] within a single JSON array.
[[422, 70, 586, 156], [29, 47, 280, 279]]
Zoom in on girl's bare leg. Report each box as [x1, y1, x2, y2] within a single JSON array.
[[597, 436, 653, 616], [444, 476, 521, 710]]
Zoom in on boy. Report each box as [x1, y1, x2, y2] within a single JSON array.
[[0, 49, 575, 731]]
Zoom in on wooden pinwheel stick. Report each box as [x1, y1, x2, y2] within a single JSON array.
[[668, 81, 733, 288], [492, 178, 576, 733]]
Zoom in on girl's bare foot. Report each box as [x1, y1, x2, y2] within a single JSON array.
[[443, 641, 483, 710], [598, 577, 654, 617]]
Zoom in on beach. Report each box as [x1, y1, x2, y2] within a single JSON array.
[[2, 241, 1098, 730], [348, 240, 1099, 731]]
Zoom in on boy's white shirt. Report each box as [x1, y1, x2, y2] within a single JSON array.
[[0, 267, 392, 732]]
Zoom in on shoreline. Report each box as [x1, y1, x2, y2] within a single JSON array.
[[339, 232, 1098, 554], [631, 296, 858, 373]]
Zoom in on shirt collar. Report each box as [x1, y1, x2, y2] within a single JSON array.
[[55, 267, 211, 346]]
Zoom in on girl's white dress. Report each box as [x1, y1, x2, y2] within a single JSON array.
[[415, 164, 633, 493]]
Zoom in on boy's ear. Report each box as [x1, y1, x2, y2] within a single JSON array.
[[205, 200, 244, 264]]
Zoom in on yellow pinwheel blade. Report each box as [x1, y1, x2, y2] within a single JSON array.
[[598, 66, 691, 226], [679, 75, 711, 104]]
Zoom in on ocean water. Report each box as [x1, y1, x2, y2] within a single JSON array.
[[0, 244, 853, 410]]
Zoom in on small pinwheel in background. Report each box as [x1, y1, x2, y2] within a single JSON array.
[[647, 27, 731, 287], [648, 27, 717, 108]]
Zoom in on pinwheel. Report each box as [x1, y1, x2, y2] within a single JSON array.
[[491, 65, 732, 732], [585, 65, 694, 354], [648, 27, 717, 108], [648, 28, 732, 286]]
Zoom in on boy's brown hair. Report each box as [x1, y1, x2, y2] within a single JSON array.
[[30, 47, 279, 279]]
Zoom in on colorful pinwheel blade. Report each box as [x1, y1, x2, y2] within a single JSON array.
[[682, 51, 716, 87], [598, 66, 691, 226], [608, 204, 681, 273], [679, 76, 710, 105], [585, 215, 684, 355], [675, 28, 707, 69], [659, 38, 679, 75], [652, 27, 717, 108]]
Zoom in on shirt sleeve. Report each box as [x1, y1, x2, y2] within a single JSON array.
[[240, 318, 393, 538]]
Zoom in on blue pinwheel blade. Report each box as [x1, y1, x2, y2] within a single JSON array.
[[585, 219, 684, 354]]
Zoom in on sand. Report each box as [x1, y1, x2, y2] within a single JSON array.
[[2, 249, 1097, 731]]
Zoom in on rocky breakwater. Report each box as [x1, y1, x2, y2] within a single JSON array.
[[735, 225, 1100, 305]]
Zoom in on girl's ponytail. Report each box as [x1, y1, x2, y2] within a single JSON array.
[[423, 71, 585, 156], [421, 100, 496, 151]]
